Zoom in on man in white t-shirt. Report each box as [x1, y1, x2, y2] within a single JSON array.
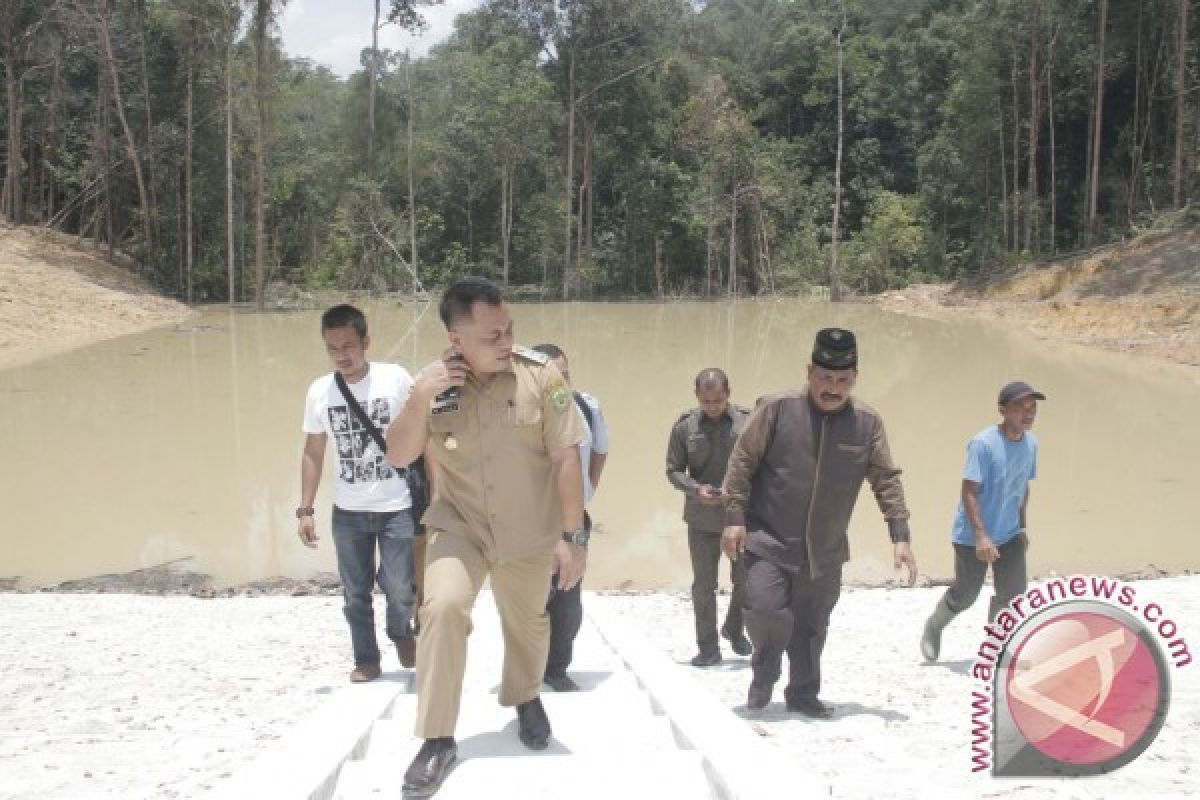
[[533, 343, 609, 693], [298, 304, 419, 683]]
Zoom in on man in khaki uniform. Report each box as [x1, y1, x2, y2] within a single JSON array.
[[386, 277, 587, 798]]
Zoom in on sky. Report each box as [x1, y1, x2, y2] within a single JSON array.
[[279, 0, 486, 77]]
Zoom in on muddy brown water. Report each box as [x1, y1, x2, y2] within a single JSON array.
[[2, 300, 1198, 590]]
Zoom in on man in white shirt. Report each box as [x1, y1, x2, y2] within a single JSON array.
[[298, 304, 419, 682], [533, 343, 610, 692]]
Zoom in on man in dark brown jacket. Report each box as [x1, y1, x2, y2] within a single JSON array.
[[721, 328, 919, 718]]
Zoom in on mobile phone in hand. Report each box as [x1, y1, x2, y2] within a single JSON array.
[[438, 352, 465, 402]]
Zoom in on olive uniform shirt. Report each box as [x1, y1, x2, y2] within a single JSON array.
[[666, 405, 752, 532], [422, 345, 587, 563]]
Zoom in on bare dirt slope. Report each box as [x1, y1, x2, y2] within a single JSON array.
[[0, 224, 191, 369], [876, 224, 1200, 366]]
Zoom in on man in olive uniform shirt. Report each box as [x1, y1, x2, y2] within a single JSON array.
[[666, 368, 752, 666], [386, 277, 588, 797], [722, 329, 919, 718]]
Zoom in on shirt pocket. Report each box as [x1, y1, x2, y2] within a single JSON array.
[[686, 433, 712, 470], [506, 399, 543, 427], [835, 442, 869, 463]]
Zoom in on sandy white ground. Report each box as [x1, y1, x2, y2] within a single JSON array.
[[590, 577, 1200, 799], [1, 579, 1196, 799]]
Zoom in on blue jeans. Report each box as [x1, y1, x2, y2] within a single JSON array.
[[332, 506, 416, 667]]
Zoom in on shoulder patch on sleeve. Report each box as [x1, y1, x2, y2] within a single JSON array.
[[512, 345, 549, 365], [547, 380, 571, 412]]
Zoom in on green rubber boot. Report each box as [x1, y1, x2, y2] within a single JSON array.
[[920, 597, 957, 663]]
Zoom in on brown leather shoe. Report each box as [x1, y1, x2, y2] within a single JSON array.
[[395, 638, 416, 669], [350, 663, 382, 683]]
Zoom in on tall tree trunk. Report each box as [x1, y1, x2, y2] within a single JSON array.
[[830, 16, 845, 301], [406, 52, 418, 285], [136, 0, 157, 239], [500, 165, 510, 286], [728, 186, 737, 296], [253, 0, 270, 311], [1088, 0, 1108, 243], [3, 59, 19, 222], [705, 175, 715, 296], [185, 16, 194, 303], [368, 0, 379, 173], [1175, 0, 1188, 209], [97, 0, 153, 258], [562, 48, 575, 299], [999, 116, 1008, 252], [584, 123, 594, 262], [226, 20, 235, 304], [1048, 35, 1057, 254], [1011, 49, 1020, 252], [97, 60, 114, 260], [1025, 5, 1040, 254]]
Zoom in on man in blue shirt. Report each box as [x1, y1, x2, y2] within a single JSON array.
[[920, 381, 1044, 662]]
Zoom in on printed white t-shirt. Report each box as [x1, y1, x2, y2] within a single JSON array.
[[302, 362, 414, 512]]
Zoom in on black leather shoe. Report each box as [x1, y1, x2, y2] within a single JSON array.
[[402, 738, 457, 798], [722, 628, 753, 657], [786, 697, 835, 719], [516, 697, 552, 750], [690, 650, 722, 667], [543, 673, 580, 692]]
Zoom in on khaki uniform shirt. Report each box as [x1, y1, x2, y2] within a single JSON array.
[[423, 346, 587, 562]]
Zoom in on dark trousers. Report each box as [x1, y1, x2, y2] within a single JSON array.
[[689, 526, 747, 655], [943, 538, 1028, 622], [545, 580, 582, 678], [744, 552, 842, 704], [331, 506, 416, 667], [544, 511, 591, 678]]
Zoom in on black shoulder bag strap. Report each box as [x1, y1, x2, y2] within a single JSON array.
[[572, 391, 595, 434], [333, 371, 407, 480], [333, 372, 431, 525]]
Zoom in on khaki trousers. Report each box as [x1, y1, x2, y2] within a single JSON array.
[[414, 529, 553, 738]]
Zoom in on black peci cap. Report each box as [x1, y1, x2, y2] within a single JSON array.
[[811, 328, 858, 370]]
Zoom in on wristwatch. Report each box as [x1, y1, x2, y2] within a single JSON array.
[[295, 506, 315, 519], [562, 527, 590, 547]]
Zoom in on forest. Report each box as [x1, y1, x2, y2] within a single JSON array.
[[1, 0, 1195, 305]]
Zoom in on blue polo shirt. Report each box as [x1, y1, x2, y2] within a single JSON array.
[[951, 425, 1038, 547]]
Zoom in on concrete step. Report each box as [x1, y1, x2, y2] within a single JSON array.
[[366, 697, 679, 765], [333, 750, 714, 800]]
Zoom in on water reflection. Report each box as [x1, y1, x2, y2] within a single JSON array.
[[1, 300, 1197, 589]]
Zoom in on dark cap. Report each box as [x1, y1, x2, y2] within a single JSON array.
[[998, 381, 1046, 406], [811, 328, 858, 370]]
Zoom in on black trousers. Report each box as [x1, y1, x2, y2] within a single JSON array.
[[943, 538, 1028, 622], [744, 552, 842, 704], [545, 512, 591, 678], [688, 526, 747, 655]]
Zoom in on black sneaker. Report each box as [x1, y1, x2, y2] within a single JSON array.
[[402, 738, 457, 798], [690, 650, 722, 667]]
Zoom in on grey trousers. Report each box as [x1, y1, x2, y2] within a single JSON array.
[[943, 538, 1028, 622], [744, 552, 842, 704], [688, 527, 747, 655]]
